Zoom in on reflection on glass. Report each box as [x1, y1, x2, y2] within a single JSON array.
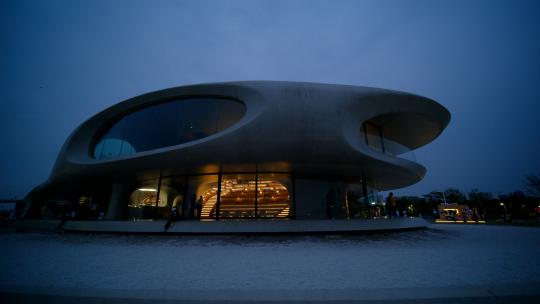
[[94, 98, 245, 159], [346, 182, 384, 219], [381, 138, 417, 162], [160, 176, 184, 219], [128, 179, 179, 220], [94, 138, 135, 159], [362, 122, 384, 152], [360, 122, 416, 162], [326, 184, 347, 219]]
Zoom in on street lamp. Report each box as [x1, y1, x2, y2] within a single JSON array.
[[500, 202, 507, 221]]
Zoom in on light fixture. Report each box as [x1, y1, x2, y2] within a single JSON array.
[[138, 188, 157, 192]]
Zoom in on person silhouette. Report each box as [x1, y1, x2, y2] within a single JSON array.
[[196, 195, 204, 220], [386, 192, 397, 218]]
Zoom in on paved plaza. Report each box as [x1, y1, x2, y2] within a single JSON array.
[[1, 224, 539, 302]]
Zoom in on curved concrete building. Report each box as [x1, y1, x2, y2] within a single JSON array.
[[24, 81, 450, 233]]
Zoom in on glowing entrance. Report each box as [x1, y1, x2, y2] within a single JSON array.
[[200, 179, 291, 220]]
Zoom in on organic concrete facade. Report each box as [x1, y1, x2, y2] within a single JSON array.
[[24, 81, 450, 229]]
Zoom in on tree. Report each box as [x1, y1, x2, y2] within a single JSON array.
[[501, 191, 533, 220], [423, 191, 445, 204], [421, 192, 444, 217], [468, 189, 492, 215], [444, 188, 466, 204], [525, 174, 540, 197], [468, 189, 493, 202], [396, 196, 425, 217]]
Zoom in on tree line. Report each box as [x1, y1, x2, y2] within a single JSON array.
[[394, 174, 540, 220]]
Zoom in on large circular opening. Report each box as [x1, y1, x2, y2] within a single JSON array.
[[93, 97, 245, 159]]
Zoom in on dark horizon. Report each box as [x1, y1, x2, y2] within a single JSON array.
[[1, 0, 540, 199]]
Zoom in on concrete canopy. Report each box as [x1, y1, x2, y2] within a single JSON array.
[[41, 81, 449, 191]]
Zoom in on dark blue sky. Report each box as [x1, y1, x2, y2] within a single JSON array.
[[1, 0, 539, 199]]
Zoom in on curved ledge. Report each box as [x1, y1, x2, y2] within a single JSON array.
[[57, 217, 430, 234], [42, 81, 449, 191]]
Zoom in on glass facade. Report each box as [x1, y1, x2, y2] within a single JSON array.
[[34, 173, 395, 222], [119, 173, 295, 221], [256, 174, 291, 219], [159, 176, 184, 218], [361, 122, 416, 162], [32, 170, 401, 222], [218, 174, 257, 219], [93, 98, 245, 159], [196, 173, 293, 220], [345, 182, 385, 219], [326, 182, 348, 219], [128, 178, 163, 220], [190, 174, 219, 220], [362, 122, 385, 153]]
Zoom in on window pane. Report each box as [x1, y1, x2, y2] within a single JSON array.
[[94, 98, 245, 159], [347, 181, 384, 219], [362, 122, 384, 152], [159, 176, 184, 220], [187, 175, 219, 220], [219, 174, 256, 219], [128, 179, 161, 220], [257, 173, 292, 219]]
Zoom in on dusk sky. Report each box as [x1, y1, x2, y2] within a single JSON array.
[[1, 0, 539, 199]]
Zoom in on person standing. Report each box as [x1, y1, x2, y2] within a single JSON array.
[[164, 205, 177, 230], [386, 192, 397, 218], [196, 195, 204, 220]]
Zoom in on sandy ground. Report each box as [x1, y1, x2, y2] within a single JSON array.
[[1, 225, 539, 291]]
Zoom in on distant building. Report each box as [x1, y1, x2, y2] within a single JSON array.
[[23, 81, 449, 231]]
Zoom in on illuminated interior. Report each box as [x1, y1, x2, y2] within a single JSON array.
[[128, 186, 180, 219], [436, 219, 485, 224], [129, 187, 166, 208], [200, 179, 290, 219]]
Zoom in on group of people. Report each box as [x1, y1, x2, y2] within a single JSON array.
[[385, 192, 408, 217]]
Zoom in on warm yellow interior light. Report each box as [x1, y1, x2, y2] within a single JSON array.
[[436, 219, 485, 224]]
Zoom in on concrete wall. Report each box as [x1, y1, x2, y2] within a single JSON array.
[[105, 183, 131, 220]]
